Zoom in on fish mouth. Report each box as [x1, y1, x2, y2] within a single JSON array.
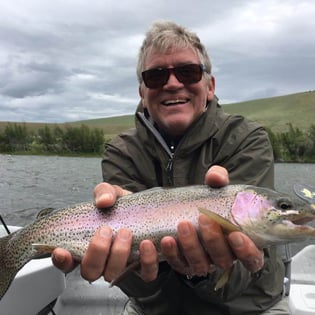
[[290, 216, 315, 225], [279, 209, 315, 226]]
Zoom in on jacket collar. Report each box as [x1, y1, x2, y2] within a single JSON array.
[[135, 96, 224, 156]]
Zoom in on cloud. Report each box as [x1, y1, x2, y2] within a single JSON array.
[[0, 0, 314, 122]]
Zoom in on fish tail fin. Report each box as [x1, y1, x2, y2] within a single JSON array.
[[0, 235, 19, 300], [198, 208, 241, 233]]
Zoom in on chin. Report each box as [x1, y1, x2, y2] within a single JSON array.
[[162, 120, 191, 136]]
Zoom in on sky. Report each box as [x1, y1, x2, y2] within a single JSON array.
[[0, 0, 314, 123]]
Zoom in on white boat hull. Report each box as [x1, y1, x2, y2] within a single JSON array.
[[0, 226, 66, 315], [1, 225, 315, 315]]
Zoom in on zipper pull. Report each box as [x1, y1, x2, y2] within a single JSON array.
[[166, 157, 174, 185]]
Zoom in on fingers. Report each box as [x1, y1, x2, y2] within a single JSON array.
[[81, 226, 113, 282], [162, 215, 264, 278], [228, 232, 264, 272], [139, 240, 159, 282], [161, 221, 211, 276], [177, 221, 211, 276], [199, 214, 264, 272], [205, 165, 229, 188], [52, 248, 78, 273], [57, 224, 158, 285], [94, 182, 131, 208], [198, 215, 234, 269], [81, 227, 134, 283], [161, 236, 190, 274], [104, 229, 133, 281], [204, 166, 264, 273]]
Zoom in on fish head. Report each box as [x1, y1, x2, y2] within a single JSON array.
[[231, 186, 315, 247]]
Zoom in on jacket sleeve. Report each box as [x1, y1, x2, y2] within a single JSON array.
[[101, 130, 149, 192]]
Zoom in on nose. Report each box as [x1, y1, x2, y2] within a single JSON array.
[[164, 69, 184, 89]]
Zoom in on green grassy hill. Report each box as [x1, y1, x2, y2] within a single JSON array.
[[73, 90, 314, 134], [71, 115, 135, 138], [222, 90, 314, 133], [1, 90, 314, 135]]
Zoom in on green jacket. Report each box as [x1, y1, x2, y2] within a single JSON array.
[[101, 98, 285, 314]]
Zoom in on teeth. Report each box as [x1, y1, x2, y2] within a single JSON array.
[[164, 99, 186, 105]]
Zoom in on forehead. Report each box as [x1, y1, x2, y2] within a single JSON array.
[[144, 46, 200, 68]]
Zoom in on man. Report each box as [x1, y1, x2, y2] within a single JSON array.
[[53, 21, 288, 314]]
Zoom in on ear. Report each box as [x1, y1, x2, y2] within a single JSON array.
[[207, 76, 215, 101], [139, 85, 145, 107]]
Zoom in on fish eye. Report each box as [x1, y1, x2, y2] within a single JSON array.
[[277, 198, 292, 210]]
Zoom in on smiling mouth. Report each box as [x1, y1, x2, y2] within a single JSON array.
[[162, 99, 188, 106]]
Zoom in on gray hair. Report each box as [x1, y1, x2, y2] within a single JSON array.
[[136, 21, 212, 83]]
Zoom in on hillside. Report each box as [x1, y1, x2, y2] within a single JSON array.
[[72, 90, 314, 134], [222, 90, 314, 132], [0, 90, 314, 135], [71, 115, 135, 138]]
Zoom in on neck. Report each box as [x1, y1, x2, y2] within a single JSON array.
[[157, 127, 183, 152]]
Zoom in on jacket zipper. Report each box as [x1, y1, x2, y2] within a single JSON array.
[[166, 144, 175, 185], [166, 154, 174, 185], [136, 113, 176, 186]]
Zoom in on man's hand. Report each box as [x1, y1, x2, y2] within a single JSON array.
[[52, 183, 134, 282], [161, 165, 264, 277]]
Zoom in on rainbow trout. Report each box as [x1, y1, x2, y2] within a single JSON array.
[[1, 184, 315, 299]]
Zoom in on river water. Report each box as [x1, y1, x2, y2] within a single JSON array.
[[1, 154, 315, 254], [1, 154, 315, 225]]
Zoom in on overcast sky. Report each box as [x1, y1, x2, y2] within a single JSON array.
[[0, 0, 314, 123]]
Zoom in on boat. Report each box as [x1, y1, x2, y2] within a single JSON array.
[[0, 225, 66, 315], [1, 225, 315, 315]]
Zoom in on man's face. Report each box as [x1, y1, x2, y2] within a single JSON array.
[[139, 47, 215, 137]]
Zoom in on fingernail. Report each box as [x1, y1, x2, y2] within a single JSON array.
[[198, 214, 213, 228], [99, 226, 112, 239], [52, 252, 65, 264], [118, 229, 132, 241], [141, 241, 153, 255], [95, 193, 111, 206], [230, 234, 244, 248], [209, 165, 228, 177], [178, 222, 191, 237]]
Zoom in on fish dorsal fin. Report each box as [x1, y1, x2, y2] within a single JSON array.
[[36, 207, 55, 219], [294, 183, 315, 204]]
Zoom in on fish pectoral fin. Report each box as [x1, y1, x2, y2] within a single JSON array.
[[32, 243, 56, 257], [32, 243, 83, 261], [214, 267, 233, 291], [198, 208, 241, 233], [110, 261, 141, 287]]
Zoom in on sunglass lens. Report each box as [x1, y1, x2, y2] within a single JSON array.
[[142, 64, 204, 88], [142, 68, 168, 88], [175, 64, 202, 84]]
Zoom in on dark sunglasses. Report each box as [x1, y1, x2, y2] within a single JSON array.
[[141, 64, 207, 89]]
